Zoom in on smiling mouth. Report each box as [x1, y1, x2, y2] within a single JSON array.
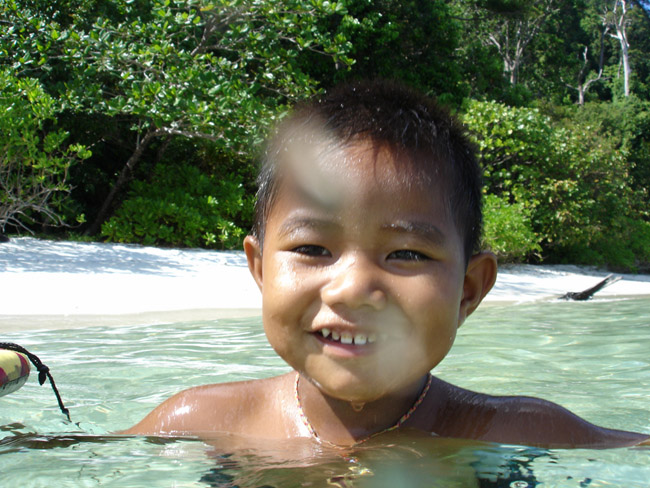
[[318, 328, 378, 346]]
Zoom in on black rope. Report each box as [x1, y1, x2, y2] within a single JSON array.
[[0, 342, 70, 421]]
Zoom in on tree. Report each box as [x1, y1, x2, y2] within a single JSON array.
[[453, 0, 563, 86], [1, 0, 354, 236], [463, 100, 649, 269], [563, 23, 610, 105], [534, 0, 650, 103], [604, 0, 633, 96], [341, 0, 463, 102], [487, 1, 561, 85], [0, 70, 90, 235]]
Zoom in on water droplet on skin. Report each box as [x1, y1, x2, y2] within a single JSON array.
[[350, 402, 365, 412]]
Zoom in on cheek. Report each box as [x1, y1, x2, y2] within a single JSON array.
[[405, 273, 463, 314], [261, 258, 320, 351], [403, 275, 463, 347], [263, 255, 326, 306], [262, 302, 298, 366], [264, 256, 298, 291]]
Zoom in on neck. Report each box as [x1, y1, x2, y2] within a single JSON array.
[[296, 373, 431, 446]]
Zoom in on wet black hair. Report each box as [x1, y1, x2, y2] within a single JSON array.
[[252, 80, 483, 263]]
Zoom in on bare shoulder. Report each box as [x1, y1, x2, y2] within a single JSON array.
[[428, 378, 649, 448], [121, 373, 295, 437], [481, 394, 649, 448]]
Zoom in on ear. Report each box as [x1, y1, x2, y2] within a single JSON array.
[[243, 235, 264, 291], [458, 252, 497, 326]]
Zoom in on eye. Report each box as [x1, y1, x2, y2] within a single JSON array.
[[291, 245, 332, 257], [387, 249, 431, 262]]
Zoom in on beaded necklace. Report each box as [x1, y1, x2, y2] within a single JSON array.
[[294, 372, 432, 447]]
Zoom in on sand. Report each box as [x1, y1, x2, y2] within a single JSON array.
[[1, 237, 649, 331]]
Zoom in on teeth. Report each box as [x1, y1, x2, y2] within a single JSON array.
[[340, 332, 353, 344], [354, 334, 367, 345], [319, 329, 376, 346]]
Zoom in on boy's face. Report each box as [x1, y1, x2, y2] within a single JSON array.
[[245, 139, 495, 403]]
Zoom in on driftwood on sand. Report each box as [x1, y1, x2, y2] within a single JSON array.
[[560, 274, 622, 301]]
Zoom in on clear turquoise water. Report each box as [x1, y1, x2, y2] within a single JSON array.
[[1, 298, 649, 487]]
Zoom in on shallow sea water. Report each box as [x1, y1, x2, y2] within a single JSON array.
[[1, 298, 649, 487]]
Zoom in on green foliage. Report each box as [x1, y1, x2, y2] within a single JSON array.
[[1, 0, 649, 268], [10, 0, 354, 152], [557, 217, 650, 271], [338, 0, 464, 102], [101, 164, 249, 249], [464, 99, 649, 270], [1, 0, 355, 235], [481, 194, 541, 261], [573, 97, 650, 196], [0, 69, 90, 234]]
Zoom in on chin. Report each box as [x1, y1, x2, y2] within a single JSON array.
[[313, 373, 409, 404]]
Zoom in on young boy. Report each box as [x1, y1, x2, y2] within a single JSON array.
[[123, 80, 649, 449]]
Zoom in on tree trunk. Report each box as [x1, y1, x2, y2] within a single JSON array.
[[607, 0, 632, 97], [487, 5, 555, 87], [85, 129, 161, 236], [578, 85, 586, 106], [620, 32, 631, 96]]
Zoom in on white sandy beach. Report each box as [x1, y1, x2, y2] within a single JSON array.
[[1, 237, 649, 331]]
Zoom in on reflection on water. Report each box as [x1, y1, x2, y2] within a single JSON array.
[[1, 298, 649, 486], [0, 429, 549, 487]]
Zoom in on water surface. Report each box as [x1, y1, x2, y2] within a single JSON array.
[[1, 298, 649, 487]]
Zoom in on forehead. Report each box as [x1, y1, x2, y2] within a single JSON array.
[[276, 136, 446, 208], [268, 138, 455, 234]]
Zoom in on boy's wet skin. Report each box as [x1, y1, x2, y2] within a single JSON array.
[[243, 139, 496, 445], [123, 138, 648, 448], [122, 80, 649, 449]]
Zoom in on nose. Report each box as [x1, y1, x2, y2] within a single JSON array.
[[321, 252, 387, 311]]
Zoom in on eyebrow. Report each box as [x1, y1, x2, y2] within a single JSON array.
[[381, 221, 448, 247], [276, 216, 448, 247], [276, 216, 340, 239]]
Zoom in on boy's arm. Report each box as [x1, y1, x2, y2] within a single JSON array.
[[119, 383, 243, 435], [119, 388, 199, 435], [118, 376, 290, 437], [482, 396, 649, 448]]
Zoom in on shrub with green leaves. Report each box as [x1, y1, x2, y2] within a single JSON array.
[[464, 100, 649, 270], [481, 194, 541, 262], [101, 164, 249, 249], [0, 70, 90, 235], [1, 0, 355, 235]]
